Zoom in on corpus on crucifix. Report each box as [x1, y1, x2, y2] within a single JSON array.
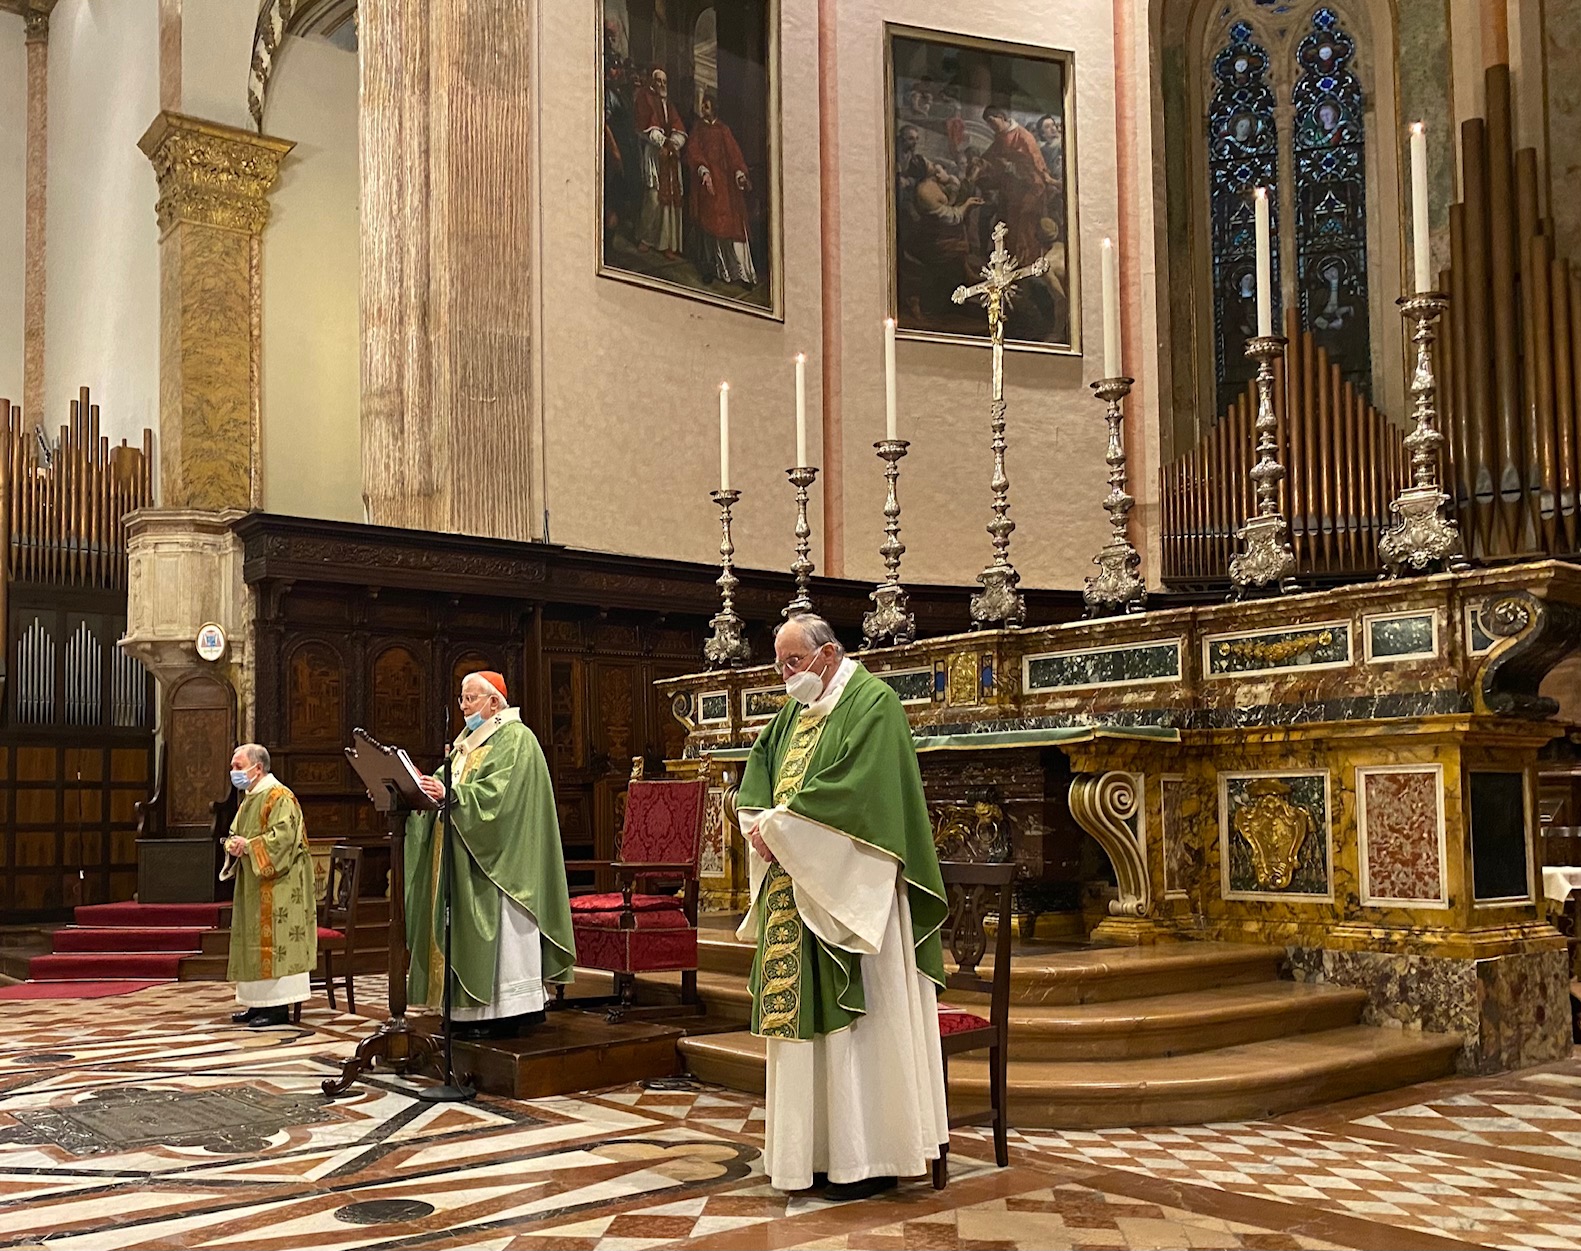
[[951, 220, 1049, 630]]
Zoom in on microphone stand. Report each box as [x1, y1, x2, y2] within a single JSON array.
[[417, 735, 476, 1104]]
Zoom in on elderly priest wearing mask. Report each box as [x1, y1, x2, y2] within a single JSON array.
[[222, 744, 317, 1029], [409, 670, 576, 1040], [735, 613, 949, 1200]]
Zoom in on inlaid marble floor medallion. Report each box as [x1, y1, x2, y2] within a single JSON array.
[[1, 979, 1580, 1249]]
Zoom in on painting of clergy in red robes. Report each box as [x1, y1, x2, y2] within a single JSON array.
[[600, 0, 779, 319], [887, 27, 1080, 354]]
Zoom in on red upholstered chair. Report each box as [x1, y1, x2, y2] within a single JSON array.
[[315, 844, 362, 1015], [932, 860, 1016, 1189], [566, 775, 709, 1023]]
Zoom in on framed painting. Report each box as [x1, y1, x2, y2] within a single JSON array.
[[886, 25, 1080, 354], [599, 0, 782, 320]]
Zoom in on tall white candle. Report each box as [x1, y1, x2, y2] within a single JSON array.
[[1254, 187, 1272, 338], [1411, 122, 1432, 293], [718, 382, 730, 492], [794, 354, 807, 468], [884, 319, 898, 441], [1101, 238, 1121, 378]]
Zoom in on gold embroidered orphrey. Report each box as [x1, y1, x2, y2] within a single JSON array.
[[1232, 778, 1314, 890], [756, 710, 829, 1039]]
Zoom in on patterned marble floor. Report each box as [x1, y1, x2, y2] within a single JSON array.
[[1, 981, 1579, 1250]]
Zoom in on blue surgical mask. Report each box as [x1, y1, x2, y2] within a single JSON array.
[[464, 711, 485, 733], [230, 768, 253, 790]]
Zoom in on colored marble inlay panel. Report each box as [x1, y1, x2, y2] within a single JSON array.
[[1466, 601, 1496, 654], [741, 686, 787, 721], [876, 667, 933, 703], [1025, 640, 1182, 691], [1223, 772, 1330, 896], [1367, 613, 1435, 660], [1206, 623, 1350, 675], [1360, 768, 1443, 902], [698, 692, 729, 723], [1161, 777, 1191, 895], [699, 786, 725, 876]]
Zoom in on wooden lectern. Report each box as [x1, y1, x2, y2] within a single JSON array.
[[323, 729, 441, 1097]]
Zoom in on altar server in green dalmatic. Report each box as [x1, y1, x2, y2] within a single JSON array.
[[222, 744, 317, 1029], [736, 614, 949, 1200], [409, 670, 575, 1040]]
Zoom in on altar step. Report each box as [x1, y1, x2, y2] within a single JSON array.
[[679, 933, 1462, 1127]]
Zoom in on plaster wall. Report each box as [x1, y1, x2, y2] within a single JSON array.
[[43, 0, 159, 449], [536, 0, 1125, 591], [260, 36, 362, 523], [0, 21, 25, 406]]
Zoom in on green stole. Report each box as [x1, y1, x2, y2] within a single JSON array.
[[742, 664, 946, 1041]]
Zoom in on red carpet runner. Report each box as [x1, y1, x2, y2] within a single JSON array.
[[20, 902, 227, 984]]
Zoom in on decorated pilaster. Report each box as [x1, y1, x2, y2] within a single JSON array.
[[122, 113, 291, 900]]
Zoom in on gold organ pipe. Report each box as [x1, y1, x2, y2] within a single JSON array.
[[1530, 233, 1559, 552], [1486, 66, 1523, 549], [1553, 257, 1576, 551], [1461, 118, 1497, 553]]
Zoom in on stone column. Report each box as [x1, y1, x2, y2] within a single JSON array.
[[359, 0, 537, 540], [122, 113, 291, 900], [22, 2, 54, 424]]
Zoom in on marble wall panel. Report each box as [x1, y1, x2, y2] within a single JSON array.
[[876, 667, 934, 704], [1023, 639, 1182, 692], [1204, 621, 1352, 677], [1357, 765, 1447, 907], [1364, 611, 1438, 663], [1161, 774, 1192, 898]]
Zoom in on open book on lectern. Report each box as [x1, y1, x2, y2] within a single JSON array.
[[345, 728, 441, 813]]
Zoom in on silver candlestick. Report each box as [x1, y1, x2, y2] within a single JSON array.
[[1228, 334, 1299, 598], [1379, 292, 1468, 577], [862, 439, 916, 648], [783, 465, 819, 618], [1083, 377, 1147, 617], [703, 489, 750, 668]]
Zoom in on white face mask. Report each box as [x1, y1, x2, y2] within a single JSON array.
[[784, 648, 830, 705]]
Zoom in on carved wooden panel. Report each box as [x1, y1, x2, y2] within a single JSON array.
[[168, 675, 235, 829], [287, 642, 345, 745], [370, 645, 425, 748], [549, 658, 585, 772], [593, 662, 637, 770]]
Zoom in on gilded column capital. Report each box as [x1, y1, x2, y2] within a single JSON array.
[[138, 111, 294, 236]]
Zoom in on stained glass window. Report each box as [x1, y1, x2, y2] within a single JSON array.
[[1207, 22, 1279, 414], [1291, 7, 1370, 396]]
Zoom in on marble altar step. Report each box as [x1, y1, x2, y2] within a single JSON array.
[[677, 1023, 1462, 1128], [689, 972, 1368, 1060], [700, 934, 1288, 1004]]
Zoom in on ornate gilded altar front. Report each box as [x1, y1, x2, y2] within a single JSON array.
[[658, 562, 1581, 1073]]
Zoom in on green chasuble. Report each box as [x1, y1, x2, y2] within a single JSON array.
[[405, 713, 576, 1011], [225, 779, 318, 984], [738, 663, 946, 1040]]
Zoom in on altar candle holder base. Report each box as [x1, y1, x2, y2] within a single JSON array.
[[703, 489, 751, 669], [862, 439, 916, 648], [1083, 377, 1147, 618], [783, 466, 819, 618], [1228, 335, 1299, 600], [1379, 292, 1470, 578]]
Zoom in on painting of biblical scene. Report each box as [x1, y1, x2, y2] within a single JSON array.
[[887, 27, 1078, 353], [600, 0, 779, 318]]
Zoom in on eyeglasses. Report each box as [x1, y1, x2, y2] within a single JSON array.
[[457, 695, 489, 711], [774, 646, 825, 678]]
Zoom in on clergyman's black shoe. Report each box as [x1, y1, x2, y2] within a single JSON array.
[[247, 1006, 290, 1029], [823, 1176, 897, 1202], [231, 1008, 260, 1024]]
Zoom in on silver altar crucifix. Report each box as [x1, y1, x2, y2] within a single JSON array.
[[952, 221, 1048, 630]]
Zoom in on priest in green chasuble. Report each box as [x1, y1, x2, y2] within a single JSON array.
[[408, 670, 576, 1040], [736, 614, 949, 1200], [221, 744, 317, 1029]]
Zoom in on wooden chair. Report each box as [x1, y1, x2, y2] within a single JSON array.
[[312, 844, 362, 1017], [932, 860, 1017, 1189], [564, 774, 709, 1022]]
